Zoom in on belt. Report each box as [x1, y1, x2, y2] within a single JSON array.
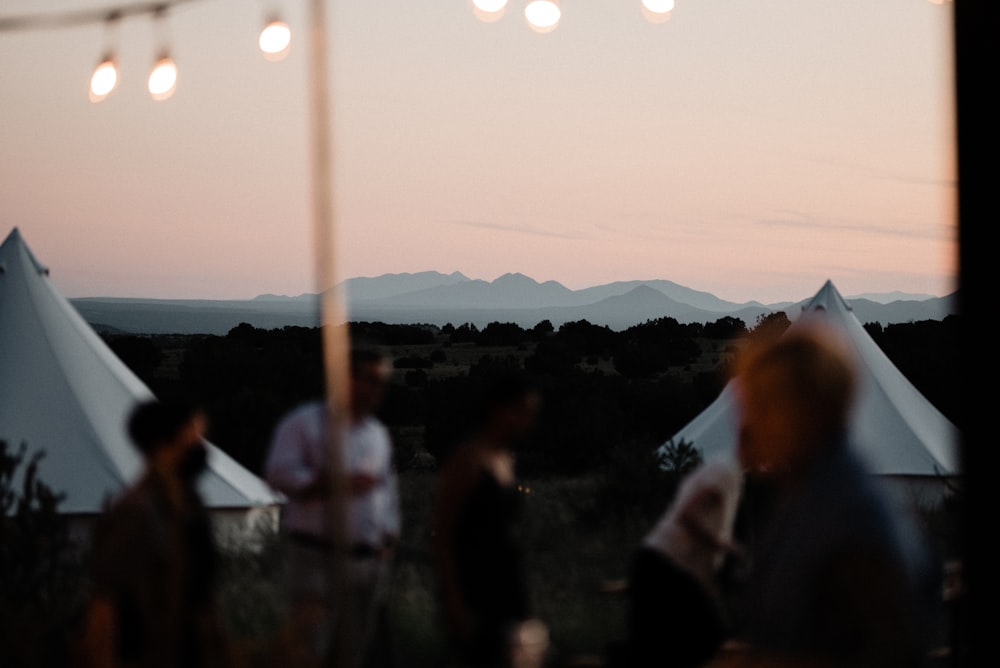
[[288, 531, 381, 559]]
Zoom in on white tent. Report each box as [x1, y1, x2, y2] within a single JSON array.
[[662, 279, 961, 507], [0, 228, 282, 538]]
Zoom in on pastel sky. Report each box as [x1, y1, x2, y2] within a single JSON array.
[[0, 0, 957, 304]]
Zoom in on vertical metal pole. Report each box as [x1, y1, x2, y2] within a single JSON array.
[[307, 0, 357, 666]]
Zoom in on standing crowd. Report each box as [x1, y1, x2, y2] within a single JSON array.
[[78, 319, 944, 668]]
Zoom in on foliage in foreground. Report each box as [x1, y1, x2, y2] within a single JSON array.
[[0, 440, 87, 668]]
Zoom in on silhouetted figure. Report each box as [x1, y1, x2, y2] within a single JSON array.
[[265, 347, 400, 668], [625, 457, 743, 668], [722, 322, 938, 668], [432, 374, 549, 668], [82, 398, 232, 668]]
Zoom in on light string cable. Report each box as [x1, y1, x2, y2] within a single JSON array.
[[0, 0, 212, 33]]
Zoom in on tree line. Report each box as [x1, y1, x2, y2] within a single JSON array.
[[102, 313, 960, 482]]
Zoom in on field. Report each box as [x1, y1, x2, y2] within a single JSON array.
[[3, 319, 960, 667], [218, 465, 960, 668], [218, 467, 676, 668]]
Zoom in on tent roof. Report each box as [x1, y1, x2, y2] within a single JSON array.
[[0, 228, 281, 513], [664, 279, 960, 478]]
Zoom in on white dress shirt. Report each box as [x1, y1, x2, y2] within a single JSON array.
[[264, 400, 400, 548]]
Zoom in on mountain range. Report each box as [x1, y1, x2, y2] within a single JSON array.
[[72, 271, 957, 336]]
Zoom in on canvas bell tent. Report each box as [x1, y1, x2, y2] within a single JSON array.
[[662, 279, 961, 508], [0, 228, 282, 543]]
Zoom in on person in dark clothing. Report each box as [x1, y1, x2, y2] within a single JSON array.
[[626, 457, 743, 668], [432, 374, 548, 668], [720, 321, 939, 668], [81, 399, 233, 668]]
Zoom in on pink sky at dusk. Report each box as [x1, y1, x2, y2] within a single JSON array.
[[0, 0, 957, 305]]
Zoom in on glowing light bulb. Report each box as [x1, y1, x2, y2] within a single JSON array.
[[642, 0, 675, 12], [525, 0, 560, 33], [259, 18, 291, 61], [641, 0, 674, 23], [148, 54, 178, 101], [89, 56, 119, 103], [472, 0, 507, 22]]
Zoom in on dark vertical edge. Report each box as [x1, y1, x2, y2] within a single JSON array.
[[954, 1, 998, 665]]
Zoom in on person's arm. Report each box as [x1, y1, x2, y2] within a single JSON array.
[[382, 453, 401, 550], [432, 452, 477, 642], [80, 596, 118, 668], [264, 410, 326, 500]]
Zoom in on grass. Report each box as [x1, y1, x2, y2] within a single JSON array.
[[379, 470, 656, 667], [219, 469, 662, 668], [216, 467, 963, 668]]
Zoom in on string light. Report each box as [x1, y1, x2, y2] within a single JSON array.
[[148, 6, 177, 101], [0, 0, 205, 33], [524, 0, 560, 33], [472, 0, 508, 23], [641, 0, 674, 24], [89, 55, 119, 102], [259, 15, 291, 61], [89, 12, 122, 103], [148, 52, 178, 100]]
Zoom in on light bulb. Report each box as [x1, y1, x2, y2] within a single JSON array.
[[89, 55, 119, 103], [472, 0, 508, 22], [525, 0, 560, 33], [148, 54, 178, 101], [641, 0, 674, 23], [259, 18, 291, 61], [642, 0, 675, 13]]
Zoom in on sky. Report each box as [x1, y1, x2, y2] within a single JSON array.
[[0, 0, 958, 305]]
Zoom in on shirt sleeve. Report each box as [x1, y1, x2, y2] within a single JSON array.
[[383, 464, 401, 539], [379, 424, 401, 539], [264, 406, 323, 497]]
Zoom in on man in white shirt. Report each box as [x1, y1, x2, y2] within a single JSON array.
[[265, 347, 399, 667]]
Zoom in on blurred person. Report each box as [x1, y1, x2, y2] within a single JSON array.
[[625, 457, 743, 668], [720, 321, 938, 668], [432, 373, 549, 668], [81, 398, 233, 668], [264, 347, 400, 668]]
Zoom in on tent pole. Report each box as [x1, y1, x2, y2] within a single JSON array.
[[308, 0, 356, 666]]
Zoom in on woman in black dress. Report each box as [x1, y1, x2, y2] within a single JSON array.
[[432, 374, 547, 668]]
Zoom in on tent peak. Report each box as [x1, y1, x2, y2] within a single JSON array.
[[0, 227, 48, 276], [801, 279, 851, 315], [1, 226, 23, 248], [0, 226, 281, 512]]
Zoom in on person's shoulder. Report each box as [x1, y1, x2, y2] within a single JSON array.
[[438, 441, 487, 487], [285, 399, 327, 422], [357, 415, 392, 441], [96, 478, 160, 535], [273, 399, 327, 434]]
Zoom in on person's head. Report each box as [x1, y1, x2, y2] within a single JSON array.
[[479, 373, 542, 445], [350, 347, 392, 418], [128, 398, 209, 482], [733, 322, 858, 476]]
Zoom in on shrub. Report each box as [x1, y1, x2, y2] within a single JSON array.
[[1, 440, 86, 668]]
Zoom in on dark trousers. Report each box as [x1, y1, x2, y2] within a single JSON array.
[[626, 547, 727, 668]]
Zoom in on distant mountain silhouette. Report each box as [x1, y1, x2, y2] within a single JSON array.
[[845, 290, 939, 304], [70, 272, 957, 335], [341, 270, 470, 301], [369, 272, 574, 309]]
